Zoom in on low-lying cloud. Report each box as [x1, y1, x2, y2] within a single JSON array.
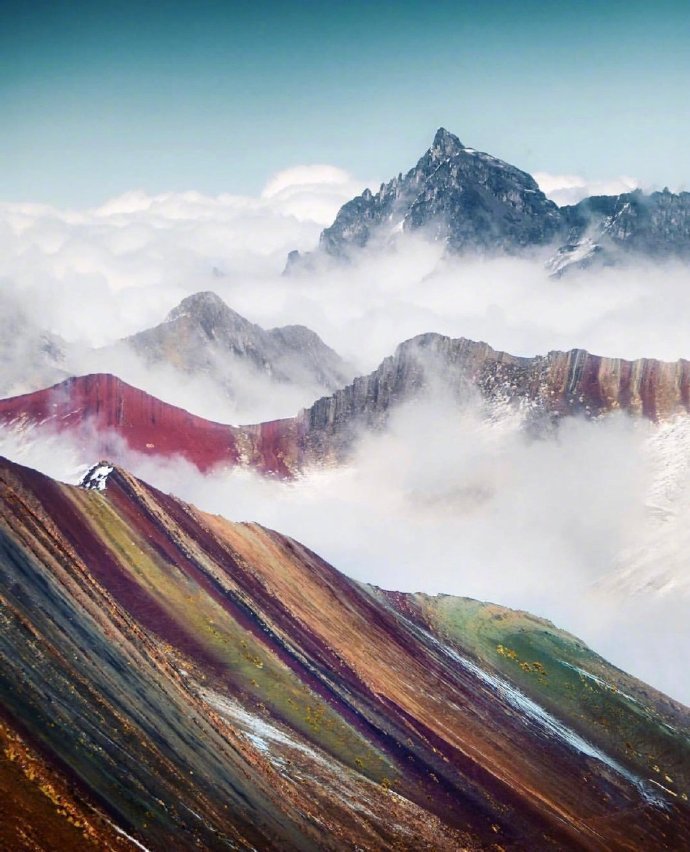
[[2, 165, 690, 705], [4, 178, 690, 413], [2, 394, 689, 705]]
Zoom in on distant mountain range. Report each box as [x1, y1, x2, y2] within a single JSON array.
[[2, 334, 690, 481], [120, 290, 350, 396], [0, 291, 351, 418], [1, 454, 688, 849], [287, 128, 690, 275]]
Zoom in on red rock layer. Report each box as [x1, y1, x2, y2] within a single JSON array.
[[0, 455, 689, 849], [0, 373, 300, 476], [2, 335, 690, 479]]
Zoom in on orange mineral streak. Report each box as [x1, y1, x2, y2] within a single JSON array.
[[0, 716, 131, 851], [1, 457, 689, 849], [544, 350, 690, 419]]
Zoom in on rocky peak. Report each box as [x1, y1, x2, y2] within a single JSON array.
[[430, 127, 465, 160], [316, 127, 563, 258], [168, 290, 226, 318], [123, 291, 351, 394], [292, 128, 690, 274], [79, 461, 115, 491], [166, 290, 251, 338]]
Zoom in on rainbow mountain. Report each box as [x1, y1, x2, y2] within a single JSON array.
[[2, 334, 690, 480], [0, 455, 688, 849]]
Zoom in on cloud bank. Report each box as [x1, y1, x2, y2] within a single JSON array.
[[534, 171, 640, 206], [2, 166, 690, 705], [3, 163, 690, 414]]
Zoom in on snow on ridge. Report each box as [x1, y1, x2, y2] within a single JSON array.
[[80, 462, 115, 491], [394, 614, 668, 808]]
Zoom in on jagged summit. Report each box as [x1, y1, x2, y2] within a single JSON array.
[[430, 126, 465, 158], [317, 126, 562, 257], [290, 128, 690, 273]]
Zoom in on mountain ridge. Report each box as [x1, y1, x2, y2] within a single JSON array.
[[288, 128, 690, 274], [0, 453, 688, 848], [2, 334, 690, 478]]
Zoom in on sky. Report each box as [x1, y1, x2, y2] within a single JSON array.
[[1, 0, 689, 206]]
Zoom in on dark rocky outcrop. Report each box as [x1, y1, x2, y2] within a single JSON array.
[[552, 188, 690, 274], [290, 128, 690, 275], [297, 333, 690, 464], [319, 128, 563, 258]]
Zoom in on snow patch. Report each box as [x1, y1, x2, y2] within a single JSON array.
[[106, 821, 153, 852], [80, 462, 115, 491], [395, 615, 668, 807]]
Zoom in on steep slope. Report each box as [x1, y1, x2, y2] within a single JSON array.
[[288, 128, 690, 272], [0, 372, 302, 476], [315, 128, 563, 259], [2, 334, 690, 477], [297, 333, 690, 465], [121, 291, 350, 394], [0, 455, 688, 849]]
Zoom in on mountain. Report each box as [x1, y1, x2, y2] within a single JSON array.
[[0, 294, 67, 397], [550, 188, 690, 275], [317, 127, 563, 259], [296, 333, 690, 464], [0, 454, 688, 849], [288, 128, 690, 273], [0, 373, 301, 477], [0, 291, 351, 426], [2, 335, 690, 478], [121, 291, 351, 395]]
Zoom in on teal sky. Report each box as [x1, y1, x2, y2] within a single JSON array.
[[1, 0, 689, 206]]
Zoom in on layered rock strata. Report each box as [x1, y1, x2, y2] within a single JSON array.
[[0, 455, 688, 848]]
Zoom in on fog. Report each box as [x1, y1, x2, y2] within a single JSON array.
[[2, 393, 688, 703], [2, 170, 690, 420], [1, 165, 690, 703]]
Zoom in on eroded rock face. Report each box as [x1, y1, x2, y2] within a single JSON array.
[[0, 455, 688, 849], [298, 334, 690, 464], [319, 128, 563, 257], [1, 336, 690, 477], [293, 128, 690, 274]]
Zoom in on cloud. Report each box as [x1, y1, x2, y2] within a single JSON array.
[[261, 164, 367, 223], [2, 172, 690, 705], [534, 171, 640, 206], [3, 394, 689, 704], [3, 182, 690, 419]]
